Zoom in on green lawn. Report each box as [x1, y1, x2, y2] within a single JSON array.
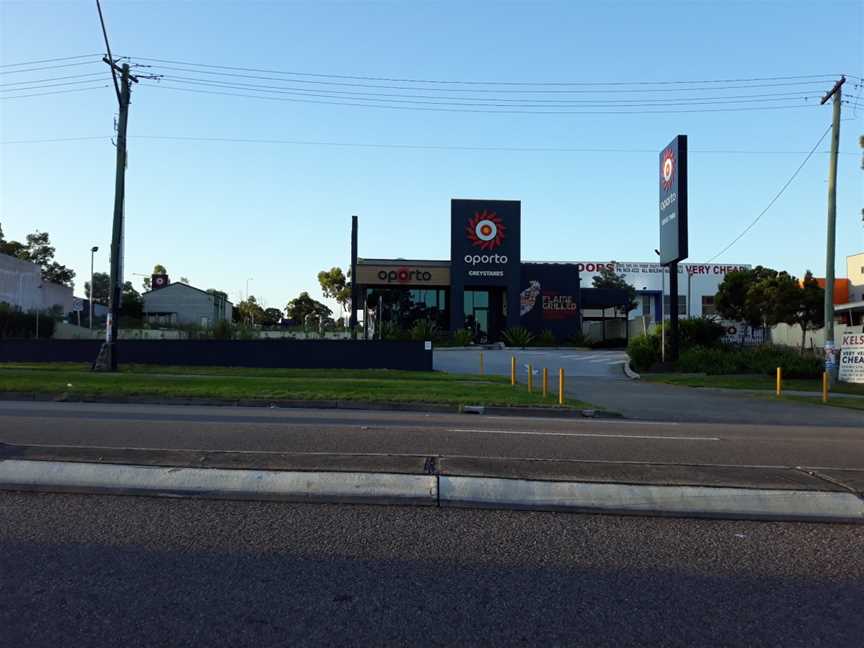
[[642, 372, 864, 396], [0, 363, 590, 409]]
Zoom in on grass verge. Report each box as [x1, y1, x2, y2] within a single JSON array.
[[0, 363, 591, 409]]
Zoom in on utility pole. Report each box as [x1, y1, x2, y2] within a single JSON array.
[[349, 215, 358, 339], [820, 76, 845, 383]]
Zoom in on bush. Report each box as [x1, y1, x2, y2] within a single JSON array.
[[678, 317, 727, 349], [501, 327, 535, 348], [0, 304, 56, 339], [410, 319, 439, 342], [678, 344, 822, 378], [568, 331, 588, 347], [627, 334, 660, 371], [212, 319, 234, 340], [450, 328, 474, 346], [531, 330, 556, 347]]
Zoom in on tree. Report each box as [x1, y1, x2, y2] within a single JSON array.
[[85, 272, 110, 305], [261, 307, 283, 327], [715, 266, 778, 330], [592, 264, 636, 311], [153, 264, 167, 274], [0, 224, 75, 287], [235, 295, 265, 325], [317, 267, 351, 313], [792, 271, 825, 353], [121, 281, 143, 319], [285, 291, 332, 325], [179, 276, 190, 284]]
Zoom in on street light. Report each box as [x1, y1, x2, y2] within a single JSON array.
[[90, 246, 99, 330], [246, 278, 254, 326]]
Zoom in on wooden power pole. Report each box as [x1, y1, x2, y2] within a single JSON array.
[[820, 76, 845, 382]]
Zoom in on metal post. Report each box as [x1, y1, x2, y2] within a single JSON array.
[[349, 215, 358, 339], [776, 367, 782, 397], [510, 356, 516, 385], [669, 262, 680, 362], [660, 266, 666, 362], [542, 367, 548, 397], [558, 368, 565, 405], [527, 364, 533, 393]]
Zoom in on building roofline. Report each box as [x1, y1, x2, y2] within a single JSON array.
[[142, 281, 233, 305]]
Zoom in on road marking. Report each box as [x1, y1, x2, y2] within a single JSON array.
[[481, 416, 679, 426], [447, 428, 719, 441]]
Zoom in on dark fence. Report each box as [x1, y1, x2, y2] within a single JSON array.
[[0, 339, 433, 371]]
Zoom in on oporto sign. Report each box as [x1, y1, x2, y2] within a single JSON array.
[[658, 135, 688, 266], [452, 200, 521, 285], [377, 267, 434, 283]]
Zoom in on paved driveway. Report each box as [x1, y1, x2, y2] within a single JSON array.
[[434, 348, 864, 426]]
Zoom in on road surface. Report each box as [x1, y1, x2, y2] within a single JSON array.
[[2, 491, 861, 647]]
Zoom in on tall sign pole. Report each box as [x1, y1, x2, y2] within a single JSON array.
[[820, 76, 845, 382], [658, 135, 688, 363]]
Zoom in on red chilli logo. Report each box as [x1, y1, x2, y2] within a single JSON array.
[[661, 147, 675, 191], [466, 210, 506, 251]]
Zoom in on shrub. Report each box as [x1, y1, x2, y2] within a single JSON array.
[[568, 331, 589, 347], [532, 330, 556, 347], [501, 326, 535, 348], [410, 319, 439, 342], [0, 304, 56, 339], [678, 346, 740, 374], [212, 319, 234, 340], [678, 317, 727, 349], [450, 328, 474, 346], [627, 334, 660, 371], [678, 344, 822, 378]]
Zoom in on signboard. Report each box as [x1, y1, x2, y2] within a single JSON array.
[[355, 264, 450, 286], [520, 263, 581, 340], [72, 298, 83, 312], [839, 331, 864, 383], [658, 135, 688, 266]]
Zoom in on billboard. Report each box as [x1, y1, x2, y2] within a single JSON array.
[[839, 331, 864, 384], [520, 263, 581, 340], [659, 135, 688, 265]]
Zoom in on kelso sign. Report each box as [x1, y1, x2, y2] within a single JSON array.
[[839, 331, 864, 384]]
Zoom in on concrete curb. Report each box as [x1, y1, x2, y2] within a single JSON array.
[[623, 360, 641, 380], [1, 458, 861, 523], [0, 460, 437, 506]]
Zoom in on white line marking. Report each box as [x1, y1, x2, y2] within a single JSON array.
[[481, 416, 680, 426], [447, 428, 719, 441]]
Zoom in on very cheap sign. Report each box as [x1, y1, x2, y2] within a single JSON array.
[[839, 331, 864, 384]]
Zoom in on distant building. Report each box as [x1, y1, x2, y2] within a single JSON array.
[[835, 252, 864, 326], [143, 278, 233, 327], [0, 253, 74, 313]]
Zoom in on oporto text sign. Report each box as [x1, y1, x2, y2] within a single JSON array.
[[451, 199, 521, 286], [658, 135, 688, 266]]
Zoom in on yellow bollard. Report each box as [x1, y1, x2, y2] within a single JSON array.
[[558, 368, 565, 405], [822, 371, 829, 403], [776, 367, 782, 397], [527, 364, 533, 393], [542, 368, 548, 397], [479, 352, 484, 375], [511, 356, 516, 386]]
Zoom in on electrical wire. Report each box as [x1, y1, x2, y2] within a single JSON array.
[[0, 78, 117, 92], [0, 72, 110, 87], [140, 64, 837, 95], [154, 74, 824, 106], [0, 61, 103, 75], [706, 124, 833, 263], [0, 53, 102, 67], [126, 56, 842, 87], [0, 84, 109, 100]]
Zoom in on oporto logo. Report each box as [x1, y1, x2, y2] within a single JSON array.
[[466, 210, 506, 251], [661, 147, 675, 191]]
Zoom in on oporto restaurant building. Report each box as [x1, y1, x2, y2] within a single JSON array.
[[353, 199, 749, 342]]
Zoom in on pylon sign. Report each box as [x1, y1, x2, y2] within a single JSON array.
[[658, 135, 688, 266]]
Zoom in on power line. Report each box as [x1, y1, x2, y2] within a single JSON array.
[[0, 53, 102, 67], [154, 74, 824, 106], [140, 64, 837, 95], [96, 0, 121, 103], [706, 123, 833, 263], [0, 84, 109, 100], [0, 78, 117, 93], [140, 81, 822, 114], [127, 56, 842, 87], [0, 72, 109, 87], [0, 61, 103, 75]]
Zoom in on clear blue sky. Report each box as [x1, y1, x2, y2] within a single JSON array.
[[1, 0, 862, 313]]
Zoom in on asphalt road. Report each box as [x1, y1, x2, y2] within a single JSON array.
[[2, 491, 861, 647], [2, 401, 863, 472], [435, 349, 864, 425]]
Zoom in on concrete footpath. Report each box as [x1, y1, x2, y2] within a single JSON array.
[[2, 441, 862, 523]]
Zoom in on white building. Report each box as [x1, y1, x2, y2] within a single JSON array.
[[573, 260, 751, 322], [0, 253, 74, 313], [143, 281, 233, 327]]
